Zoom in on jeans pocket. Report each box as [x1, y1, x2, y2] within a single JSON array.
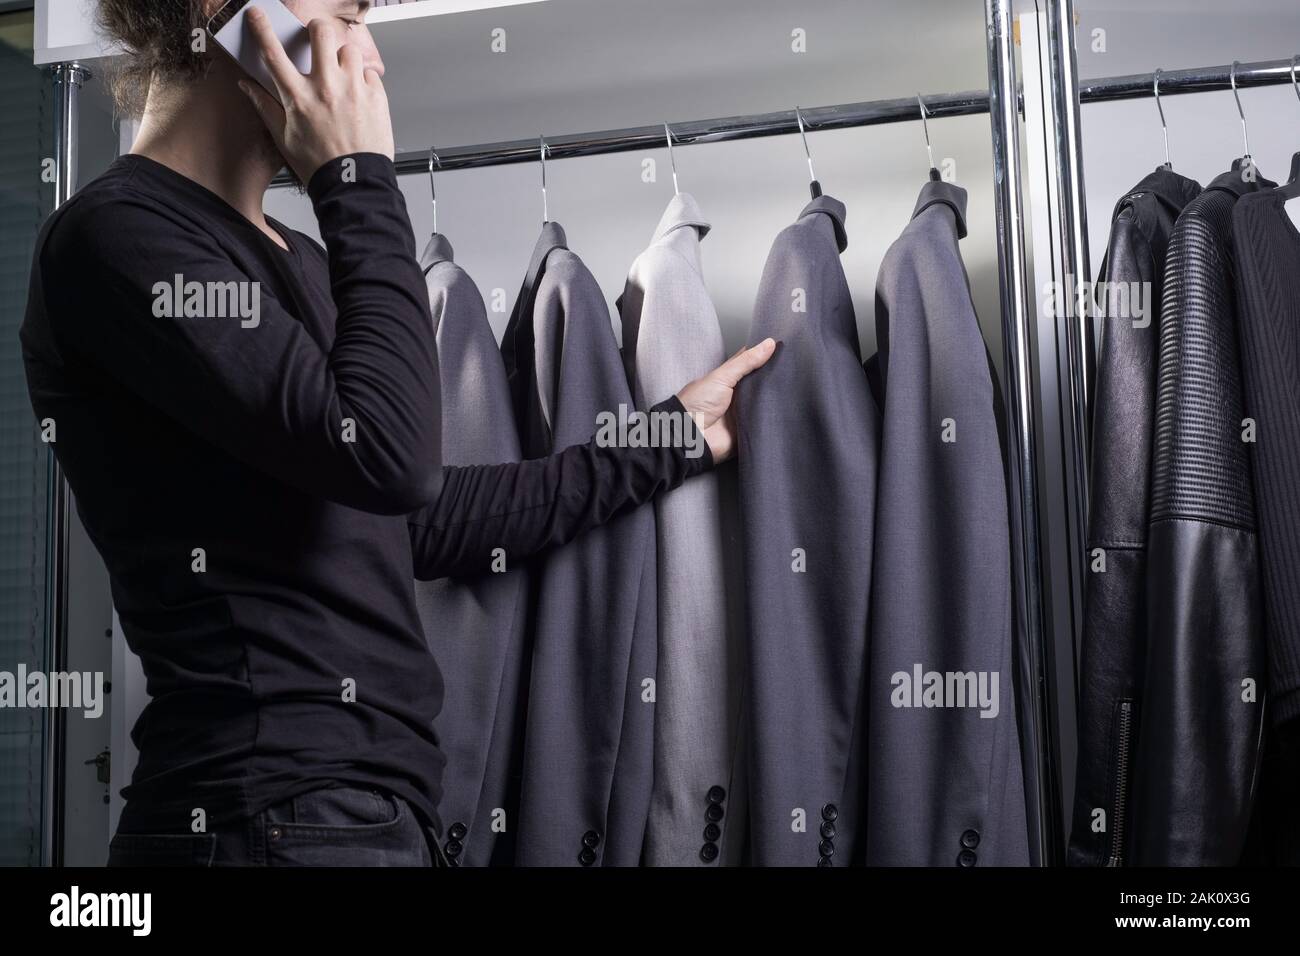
[[107, 832, 217, 867], [263, 787, 431, 867]]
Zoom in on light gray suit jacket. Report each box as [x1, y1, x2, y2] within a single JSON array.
[[618, 193, 746, 866], [864, 181, 1029, 866], [414, 233, 530, 867], [501, 223, 658, 866], [737, 195, 880, 866]]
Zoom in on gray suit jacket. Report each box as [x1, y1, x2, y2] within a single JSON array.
[[737, 195, 880, 866], [864, 181, 1029, 866], [501, 223, 658, 866], [618, 193, 746, 866], [414, 233, 530, 867]]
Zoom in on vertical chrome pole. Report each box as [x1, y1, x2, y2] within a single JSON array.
[[1045, 0, 1092, 680], [43, 60, 89, 868], [1046, 0, 1094, 434], [985, 0, 1060, 866]]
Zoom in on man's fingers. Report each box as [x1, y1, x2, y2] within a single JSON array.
[[307, 18, 345, 84], [713, 338, 778, 387], [337, 41, 365, 80], [245, 7, 307, 102]]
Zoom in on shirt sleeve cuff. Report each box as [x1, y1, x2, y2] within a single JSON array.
[[650, 394, 714, 476], [306, 153, 400, 203]]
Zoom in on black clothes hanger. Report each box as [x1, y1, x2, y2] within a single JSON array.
[[1278, 152, 1300, 201]]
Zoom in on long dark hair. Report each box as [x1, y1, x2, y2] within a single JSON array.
[[96, 0, 223, 117]]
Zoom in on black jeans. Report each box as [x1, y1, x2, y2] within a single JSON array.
[[107, 786, 448, 867]]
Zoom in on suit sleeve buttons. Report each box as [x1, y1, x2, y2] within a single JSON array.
[[443, 822, 465, 862], [957, 829, 979, 864], [579, 829, 601, 865], [817, 802, 839, 864], [700, 787, 726, 863]]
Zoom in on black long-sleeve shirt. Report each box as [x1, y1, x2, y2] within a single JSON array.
[[19, 152, 710, 835]]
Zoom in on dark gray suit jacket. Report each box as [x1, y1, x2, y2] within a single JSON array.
[[501, 223, 658, 866], [864, 181, 1029, 866], [737, 195, 880, 866], [414, 233, 530, 867]]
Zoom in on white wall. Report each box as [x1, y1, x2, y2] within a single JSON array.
[[34, 0, 105, 64], [1074, 0, 1300, 262]]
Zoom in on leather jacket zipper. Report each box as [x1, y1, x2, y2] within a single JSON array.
[[1105, 700, 1133, 867]]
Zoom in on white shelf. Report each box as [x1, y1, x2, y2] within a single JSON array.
[[34, 0, 105, 65], [33, 0, 554, 65], [370, 0, 552, 24]]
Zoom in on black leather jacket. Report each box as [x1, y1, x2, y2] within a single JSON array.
[[1073, 161, 1275, 866], [1134, 160, 1275, 865], [1068, 166, 1201, 867]]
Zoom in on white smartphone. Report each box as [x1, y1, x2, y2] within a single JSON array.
[[208, 0, 313, 103]]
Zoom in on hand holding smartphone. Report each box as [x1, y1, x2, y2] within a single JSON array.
[[208, 1, 396, 184], [209, 0, 313, 104]]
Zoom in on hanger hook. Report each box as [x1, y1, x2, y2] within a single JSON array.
[[428, 149, 440, 234], [539, 136, 549, 224], [917, 94, 936, 172], [664, 123, 679, 196], [1230, 60, 1252, 162], [1153, 68, 1171, 169], [795, 106, 817, 186], [1291, 54, 1299, 106]]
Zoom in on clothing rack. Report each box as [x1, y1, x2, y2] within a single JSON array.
[[213, 40, 1300, 869], [41, 58, 87, 871], [381, 91, 992, 175], [1079, 57, 1299, 102], [260, 57, 1298, 181], [1029, 46, 1294, 874], [39, 0, 1299, 864]]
